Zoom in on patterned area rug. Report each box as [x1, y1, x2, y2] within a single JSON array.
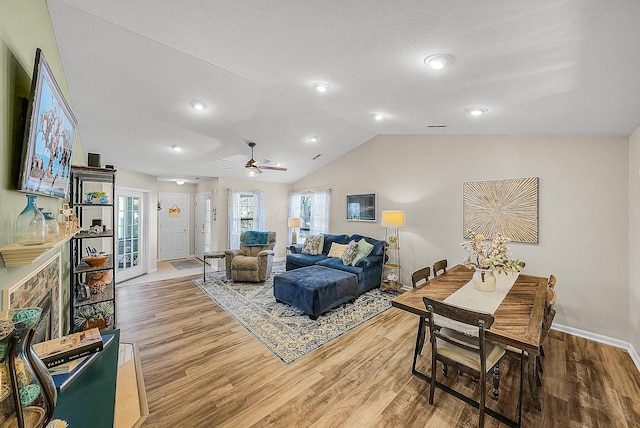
[[192, 263, 394, 364], [171, 259, 202, 270]]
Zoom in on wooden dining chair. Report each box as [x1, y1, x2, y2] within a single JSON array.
[[538, 275, 557, 362], [423, 297, 506, 428], [410, 267, 432, 355], [432, 259, 447, 277], [411, 266, 431, 288]]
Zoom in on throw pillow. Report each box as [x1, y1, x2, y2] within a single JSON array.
[[341, 240, 360, 265], [327, 242, 348, 258], [301, 234, 324, 255], [351, 238, 375, 266]]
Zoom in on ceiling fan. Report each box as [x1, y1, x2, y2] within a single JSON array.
[[244, 141, 287, 177]]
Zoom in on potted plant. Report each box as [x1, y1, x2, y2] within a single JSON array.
[[73, 302, 114, 330]]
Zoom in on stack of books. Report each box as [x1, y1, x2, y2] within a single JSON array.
[[33, 328, 114, 391], [33, 328, 103, 368]]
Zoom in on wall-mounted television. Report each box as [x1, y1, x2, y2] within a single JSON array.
[[346, 193, 376, 222], [18, 48, 77, 199]]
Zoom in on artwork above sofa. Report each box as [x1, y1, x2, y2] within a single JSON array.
[[286, 233, 385, 295]]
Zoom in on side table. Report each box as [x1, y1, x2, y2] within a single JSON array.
[[203, 251, 225, 281]]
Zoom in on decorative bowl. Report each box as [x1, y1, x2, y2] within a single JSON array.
[[83, 255, 108, 267]]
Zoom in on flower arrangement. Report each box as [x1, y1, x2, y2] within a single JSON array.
[[461, 231, 522, 274]]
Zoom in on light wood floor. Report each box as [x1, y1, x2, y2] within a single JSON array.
[[116, 275, 640, 427]]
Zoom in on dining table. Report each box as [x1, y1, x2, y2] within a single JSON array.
[[391, 264, 549, 427]]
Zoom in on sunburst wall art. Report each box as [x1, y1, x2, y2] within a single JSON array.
[[463, 177, 539, 244]]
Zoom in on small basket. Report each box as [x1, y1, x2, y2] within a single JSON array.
[[1, 406, 45, 428]]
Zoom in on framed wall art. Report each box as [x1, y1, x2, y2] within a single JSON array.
[[346, 193, 376, 222], [463, 177, 539, 244]]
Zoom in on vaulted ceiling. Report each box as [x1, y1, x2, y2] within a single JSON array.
[[47, 0, 640, 183]]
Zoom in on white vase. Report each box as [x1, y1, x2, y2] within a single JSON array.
[[472, 268, 496, 292]]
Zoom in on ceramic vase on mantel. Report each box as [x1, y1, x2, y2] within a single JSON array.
[[472, 267, 497, 292]]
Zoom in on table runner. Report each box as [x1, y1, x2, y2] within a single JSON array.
[[434, 271, 519, 336]]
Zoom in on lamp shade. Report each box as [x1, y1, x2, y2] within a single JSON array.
[[288, 217, 301, 228], [381, 210, 405, 228]]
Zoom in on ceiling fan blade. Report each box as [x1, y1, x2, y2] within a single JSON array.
[[255, 158, 270, 166], [259, 165, 288, 171], [217, 158, 244, 166]]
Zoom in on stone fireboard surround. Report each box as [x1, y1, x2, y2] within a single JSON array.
[[3, 253, 61, 337]]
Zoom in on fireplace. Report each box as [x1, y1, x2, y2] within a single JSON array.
[[33, 290, 53, 344], [4, 253, 62, 338]]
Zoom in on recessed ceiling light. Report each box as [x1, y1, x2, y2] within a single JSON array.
[[466, 107, 488, 116], [171, 145, 182, 152], [424, 54, 453, 70], [176, 179, 185, 185], [313, 82, 330, 93], [309, 136, 319, 143], [190, 101, 206, 111], [374, 113, 386, 121]]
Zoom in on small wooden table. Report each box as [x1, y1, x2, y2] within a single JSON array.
[[391, 264, 548, 427], [203, 251, 225, 281]]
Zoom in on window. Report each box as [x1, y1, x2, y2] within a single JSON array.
[[228, 189, 264, 248], [289, 190, 330, 241], [239, 193, 255, 233]]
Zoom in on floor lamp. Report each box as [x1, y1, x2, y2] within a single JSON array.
[[288, 217, 301, 245], [381, 210, 405, 290]]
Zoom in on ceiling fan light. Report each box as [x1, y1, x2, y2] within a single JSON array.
[[245, 166, 259, 178]]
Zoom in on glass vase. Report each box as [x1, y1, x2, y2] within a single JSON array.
[[42, 212, 60, 243], [15, 195, 46, 246], [0, 308, 56, 428]]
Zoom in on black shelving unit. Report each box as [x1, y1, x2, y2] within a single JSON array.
[[69, 165, 117, 333]]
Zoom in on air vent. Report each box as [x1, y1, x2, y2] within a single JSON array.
[[426, 125, 448, 128], [312, 154, 322, 160]]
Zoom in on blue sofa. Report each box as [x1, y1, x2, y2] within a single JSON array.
[[286, 233, 386, 295]]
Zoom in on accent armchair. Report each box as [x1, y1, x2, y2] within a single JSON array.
[[224, 231, 276, 282]]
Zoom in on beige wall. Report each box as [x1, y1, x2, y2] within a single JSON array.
[[0, 0, 83, 326], [629, 127, 640, 357], [294, 134, 630, 341]]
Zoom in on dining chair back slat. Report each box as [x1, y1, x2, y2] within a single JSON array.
[[433, 259, 448, 277], [411, 266, 431, 288]]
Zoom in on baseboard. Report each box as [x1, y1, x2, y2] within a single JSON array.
[[630, 343, 640, 373], [553, 323, 640, 373]]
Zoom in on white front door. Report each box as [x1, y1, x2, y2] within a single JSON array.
[[158, 192, 189, 261], [116, 189, 146, 281], [195, 192, 211, 259]]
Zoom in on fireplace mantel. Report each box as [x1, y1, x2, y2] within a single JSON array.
[[0, 227, 79, 267]]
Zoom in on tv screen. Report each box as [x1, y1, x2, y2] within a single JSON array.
[[18, 48, 77, 199]]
